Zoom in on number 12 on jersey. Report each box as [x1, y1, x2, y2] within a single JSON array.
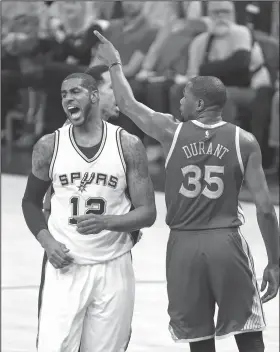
[[180, 165, 224, 199], [69, 196, 106, 225]]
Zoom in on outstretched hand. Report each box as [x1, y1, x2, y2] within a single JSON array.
[[94, 30, 121, 67]]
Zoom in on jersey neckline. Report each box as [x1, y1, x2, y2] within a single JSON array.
[[191, 120, 226, 129], [69, 121, 107, 163]]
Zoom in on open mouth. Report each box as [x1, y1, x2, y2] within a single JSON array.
[[68, 106, 81, 119]]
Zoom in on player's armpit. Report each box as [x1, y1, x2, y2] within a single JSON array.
[[105, 131, 157, 233], [32, 133, 55, 181]]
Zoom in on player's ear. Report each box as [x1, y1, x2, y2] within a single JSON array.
[[196, 99, 204, 111], [90, 90, 99, 104]]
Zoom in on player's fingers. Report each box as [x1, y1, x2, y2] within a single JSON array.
[[77, 225, 96, 234], [262, 290, 278, 303], [73, 214, 93, 223], [94, 30, 108, 43], [57, 246, 73, 259], [60, 243, 70, 253], [261, 282, 278, 303], [49, 258, 61, 269], [260, 278, 267, 291], [76, 219, 94, 228], [54, 250, 73, 264]]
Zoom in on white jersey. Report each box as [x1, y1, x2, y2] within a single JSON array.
[[48, 121, 133, 264]]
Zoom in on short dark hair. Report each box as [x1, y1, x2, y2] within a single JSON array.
[[63, 72, 99, 92], [188, 76, 227, 110]]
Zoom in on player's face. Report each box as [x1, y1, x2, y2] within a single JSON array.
[[179, 86, 197, 121], [61, 78, 97, 126]]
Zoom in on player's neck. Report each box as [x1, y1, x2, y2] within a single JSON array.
[[73, 117, 103, 147], [196, 111, 223, 125]]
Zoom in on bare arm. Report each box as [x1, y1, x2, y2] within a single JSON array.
[[32, 134, 54, 180], [22, 134, 55, 245], [243, 132, 279, 265], [105, 130, 157, 232], [94, 30, 177, 146], [110, 64, 177, 146], [22, 134, 73, 267]]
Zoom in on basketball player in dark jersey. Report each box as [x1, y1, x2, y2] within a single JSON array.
[[92, 31, 280, 352]]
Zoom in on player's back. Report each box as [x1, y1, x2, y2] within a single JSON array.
[[165, 120, 247, 230]]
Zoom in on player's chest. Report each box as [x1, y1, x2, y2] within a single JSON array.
[[52, 158, 126, 194]]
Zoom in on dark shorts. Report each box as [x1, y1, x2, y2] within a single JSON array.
[[166, 228, 266, 342]]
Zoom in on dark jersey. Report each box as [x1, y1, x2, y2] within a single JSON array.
[[165, 120, 248, 230]]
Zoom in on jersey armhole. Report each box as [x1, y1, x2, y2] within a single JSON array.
[[235, 126, 245, 175], [48, 130, 60, 180], [165, 123, 183, 168], [116, 127, 126, 173]]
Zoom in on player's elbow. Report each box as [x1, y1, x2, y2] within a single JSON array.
[[119, 97, 137, 115]]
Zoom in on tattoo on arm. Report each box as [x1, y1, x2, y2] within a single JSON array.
[[120, 130, 155, 209], [32, 134, 55, 181]]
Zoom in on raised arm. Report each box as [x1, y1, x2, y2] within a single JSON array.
[[242, 131, 279, 302], [94, 30, 177, 147]]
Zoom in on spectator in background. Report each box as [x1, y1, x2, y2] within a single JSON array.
[[170, 1, 271, 121], [1, 9, 46, 144], [169, 1, 277, 168], [101, 1, 158, 96], [132, 1, 209, 162], [28, 1, 107, 137], [92, 1, 124, 21], [136, 2, 209, 113], [1, 1, 107, 146]]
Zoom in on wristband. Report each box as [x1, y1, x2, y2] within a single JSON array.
[[109, 62, 122, 70]]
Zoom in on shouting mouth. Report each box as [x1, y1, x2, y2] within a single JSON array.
[[68, 105, 81, 119]]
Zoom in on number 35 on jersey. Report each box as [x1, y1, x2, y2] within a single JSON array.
[[180, 165, 224, 199]]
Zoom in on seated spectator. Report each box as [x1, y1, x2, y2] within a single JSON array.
[[131, 2, 208, 162], [169, 0, 272, 123], [135, 14, 208, 112], [95, 1, 158, 102], [1, 11, 45, 144]]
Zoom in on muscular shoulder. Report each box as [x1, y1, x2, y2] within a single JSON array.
[[120, 129, 148, 172], [32, 133, 55, 181], [239, 128, 261, 166], [239, 128, 259, 151]]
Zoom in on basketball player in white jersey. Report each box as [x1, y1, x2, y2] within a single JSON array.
[[22, 72, 157, 352]]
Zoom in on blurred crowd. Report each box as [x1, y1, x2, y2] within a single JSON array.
[[1, 1, 279, 173]]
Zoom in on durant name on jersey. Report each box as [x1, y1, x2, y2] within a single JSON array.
[[182, 141, 229, 160]]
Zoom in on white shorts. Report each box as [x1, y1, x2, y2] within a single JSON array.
[[37, 251, 135, 352]]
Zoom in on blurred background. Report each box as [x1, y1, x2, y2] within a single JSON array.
[[1, 0, 279, 203]]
